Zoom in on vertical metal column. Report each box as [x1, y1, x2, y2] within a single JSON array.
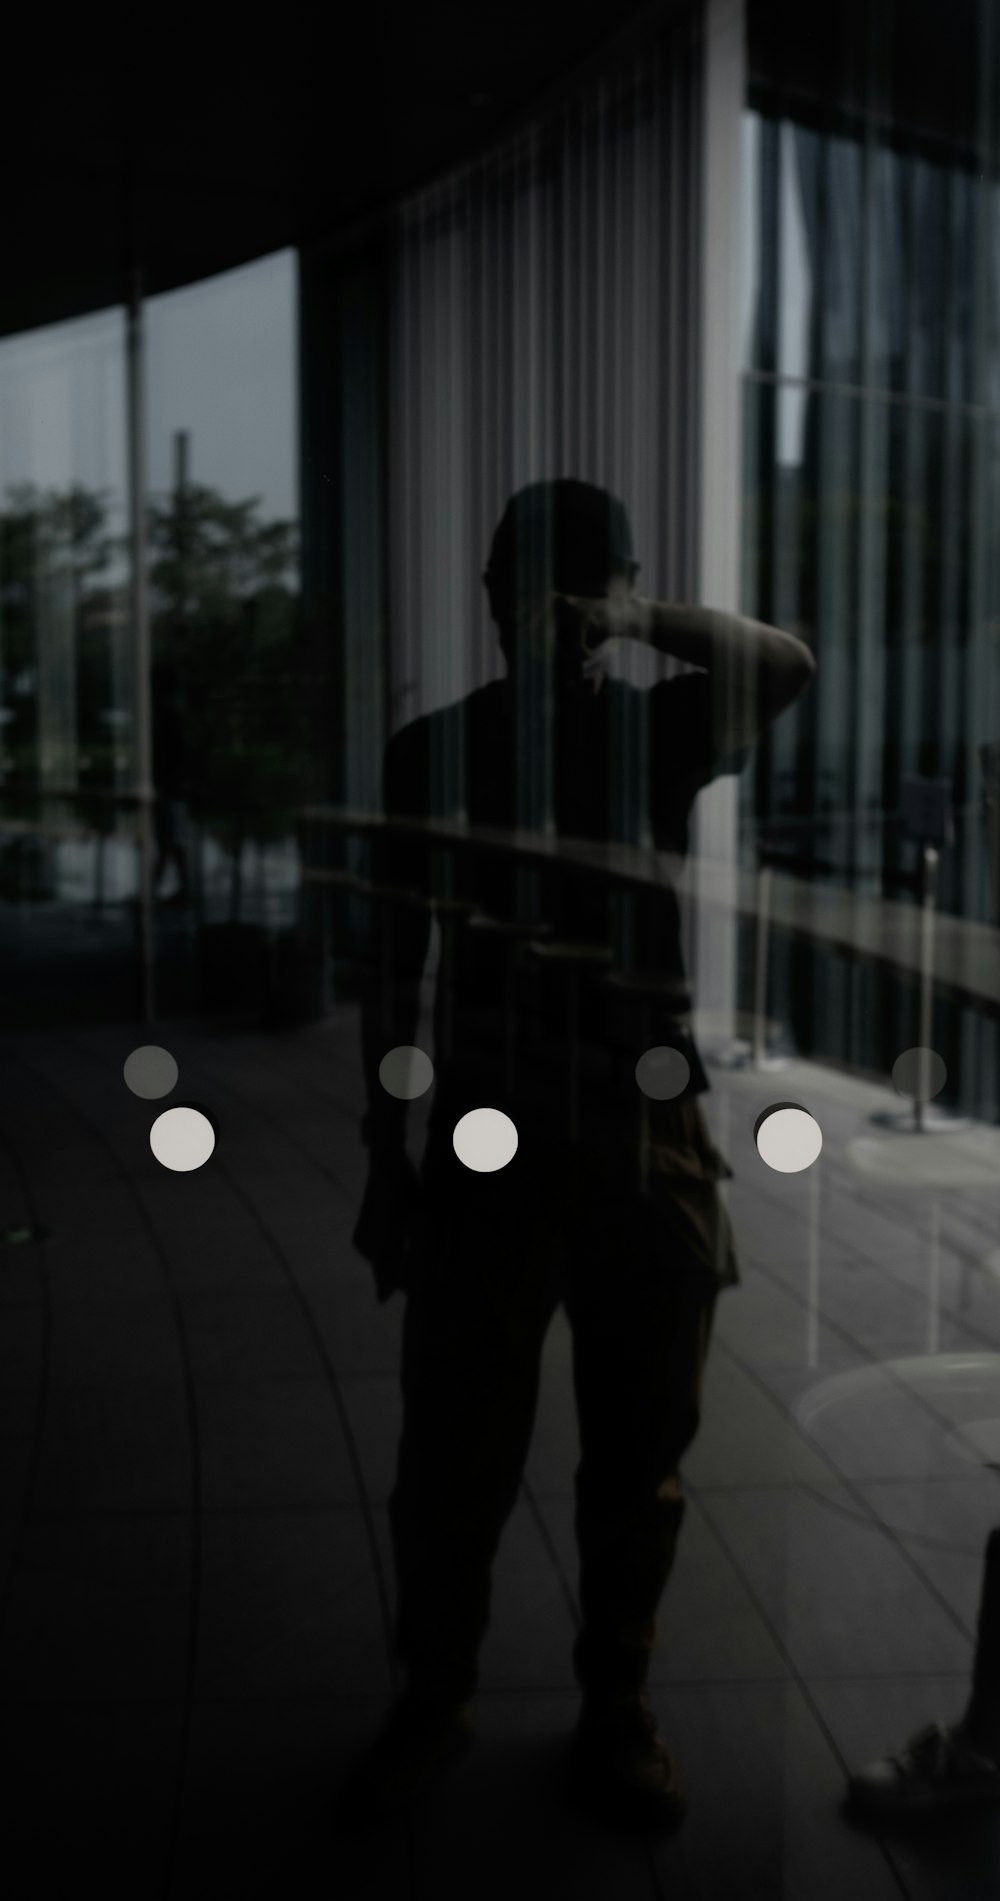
[[752, 858, 772, 1068], [806, 1163, 820, 1370], [915, 844, 939, 1133], [694, 0, 746, 1050], [128, 271, 155, 1023]]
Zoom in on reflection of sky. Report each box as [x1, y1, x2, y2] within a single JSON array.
[[741, 112, 812, 468], [0, 306, 127, 507], [740, 113, 761, 376], [777, 123, 810, 467], [146, 250, 298, 522], [0, 248, 298, 537]]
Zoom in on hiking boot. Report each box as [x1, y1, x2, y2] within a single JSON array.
[[571, 1687, 685, 1830], [848, 1722, 1000, 1818], [337, 1691, 473, 1826]]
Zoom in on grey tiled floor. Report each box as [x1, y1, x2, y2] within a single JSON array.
[[2, 1019, 1000, 1898]]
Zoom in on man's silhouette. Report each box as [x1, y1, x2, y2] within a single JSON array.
[[349, 480, 814, 1826]]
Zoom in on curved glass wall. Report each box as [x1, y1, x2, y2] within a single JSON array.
[[3, 6, 1000, 1897], [0, 306, 132, 1014], [143, 253, 303, 1009], [740, 98, 1000, 1122], [0, 252, 303, 1021]]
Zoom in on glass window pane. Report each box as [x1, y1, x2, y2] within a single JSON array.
[[910, 157, 950, 400], [0, 307, 128, 803], [820, 136, 862, 385], [143, 251, 300, 937], [777, 123, 819, 383], [871, 143, 907, 392]]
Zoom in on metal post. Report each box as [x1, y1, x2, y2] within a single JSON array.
[[807, 1162, 820, 1370], [128, 272, 155, 1023], [927, 1197, 941, 1354], [694, 0, 746, 1055], [174, 430, 189, 510], [871, 834, 966, 1133], [915, 844, 938, 1133], [752, 860, 772, 1069]]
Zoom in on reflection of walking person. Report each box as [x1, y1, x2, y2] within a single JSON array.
[[152, 661, 192, 906], [347, 481, 815, 1830], [850, 1528, 1000, 1814]]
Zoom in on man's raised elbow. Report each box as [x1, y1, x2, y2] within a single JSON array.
[[779, 639, 816, 705], [760, 643, 815, 725]]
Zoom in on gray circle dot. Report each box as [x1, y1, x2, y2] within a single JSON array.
[[124, 1044, 179, 1100], [891, 1046, 947, 1102], [635, 1046, 691, 1101], [378, 1045, 434, 1102]]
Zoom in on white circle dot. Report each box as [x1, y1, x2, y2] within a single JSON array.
[[452, 1107, 518, 1173], [755, 1103, 822, 1174], [378, 1045, 434, 1101], [150, 1106, 216, 1173], [891, 1046, 947, 1102], [124, 1045, 178, 1099], [635, 1046, 691, 1101]]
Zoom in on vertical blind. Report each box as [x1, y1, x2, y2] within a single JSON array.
[[383, 6, 706, 828]]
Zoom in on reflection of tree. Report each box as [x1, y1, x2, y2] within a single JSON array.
[[150, 483, 297, 620], [0, 481, 315, 916], [2, 481, 114, 594], [147, 482, 307, 913], [0, 482, 117, 791]]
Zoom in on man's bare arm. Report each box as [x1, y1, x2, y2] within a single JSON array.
[[560, 591, 816, 748]]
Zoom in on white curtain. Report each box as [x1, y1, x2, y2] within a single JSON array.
[[387, 12, 705, 740]]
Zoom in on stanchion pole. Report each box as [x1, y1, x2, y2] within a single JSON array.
[[915, 843, 938, 1133], [753, 859, 772, 1070], [927, 1196, 941, 1354], [127, 270, 155, 1024], [807, 1162, 820, 1370]]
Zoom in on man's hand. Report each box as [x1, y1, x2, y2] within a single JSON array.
[[553, 586, 649, 691], [352, 1148, 424, 1301]]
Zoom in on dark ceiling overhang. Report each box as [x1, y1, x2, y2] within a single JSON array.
[[749, 0, 994, 171], [2, 1, 659, 339]]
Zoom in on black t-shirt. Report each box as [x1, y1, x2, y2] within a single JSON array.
[[378, 670, 747, 1153]]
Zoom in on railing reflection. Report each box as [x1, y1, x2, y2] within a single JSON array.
[[3, 791, 1000, 1079]]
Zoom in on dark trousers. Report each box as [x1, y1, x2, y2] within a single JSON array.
[[389, 1146, 725, 1701]]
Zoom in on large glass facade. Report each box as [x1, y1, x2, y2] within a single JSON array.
[[740, 85, 1000, 1120], [143, 254, 304, 1009], [0, 253, 305, 1021], [4, 5, 1000, 1896], [0, 306, 133, 1015]]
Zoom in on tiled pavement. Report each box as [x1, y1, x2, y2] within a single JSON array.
[[2, 1016, 1000, 1898]]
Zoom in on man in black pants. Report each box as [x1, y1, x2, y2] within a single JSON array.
[[849, 1528, 1000, 1814], [349, 480, 814, 1827]]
